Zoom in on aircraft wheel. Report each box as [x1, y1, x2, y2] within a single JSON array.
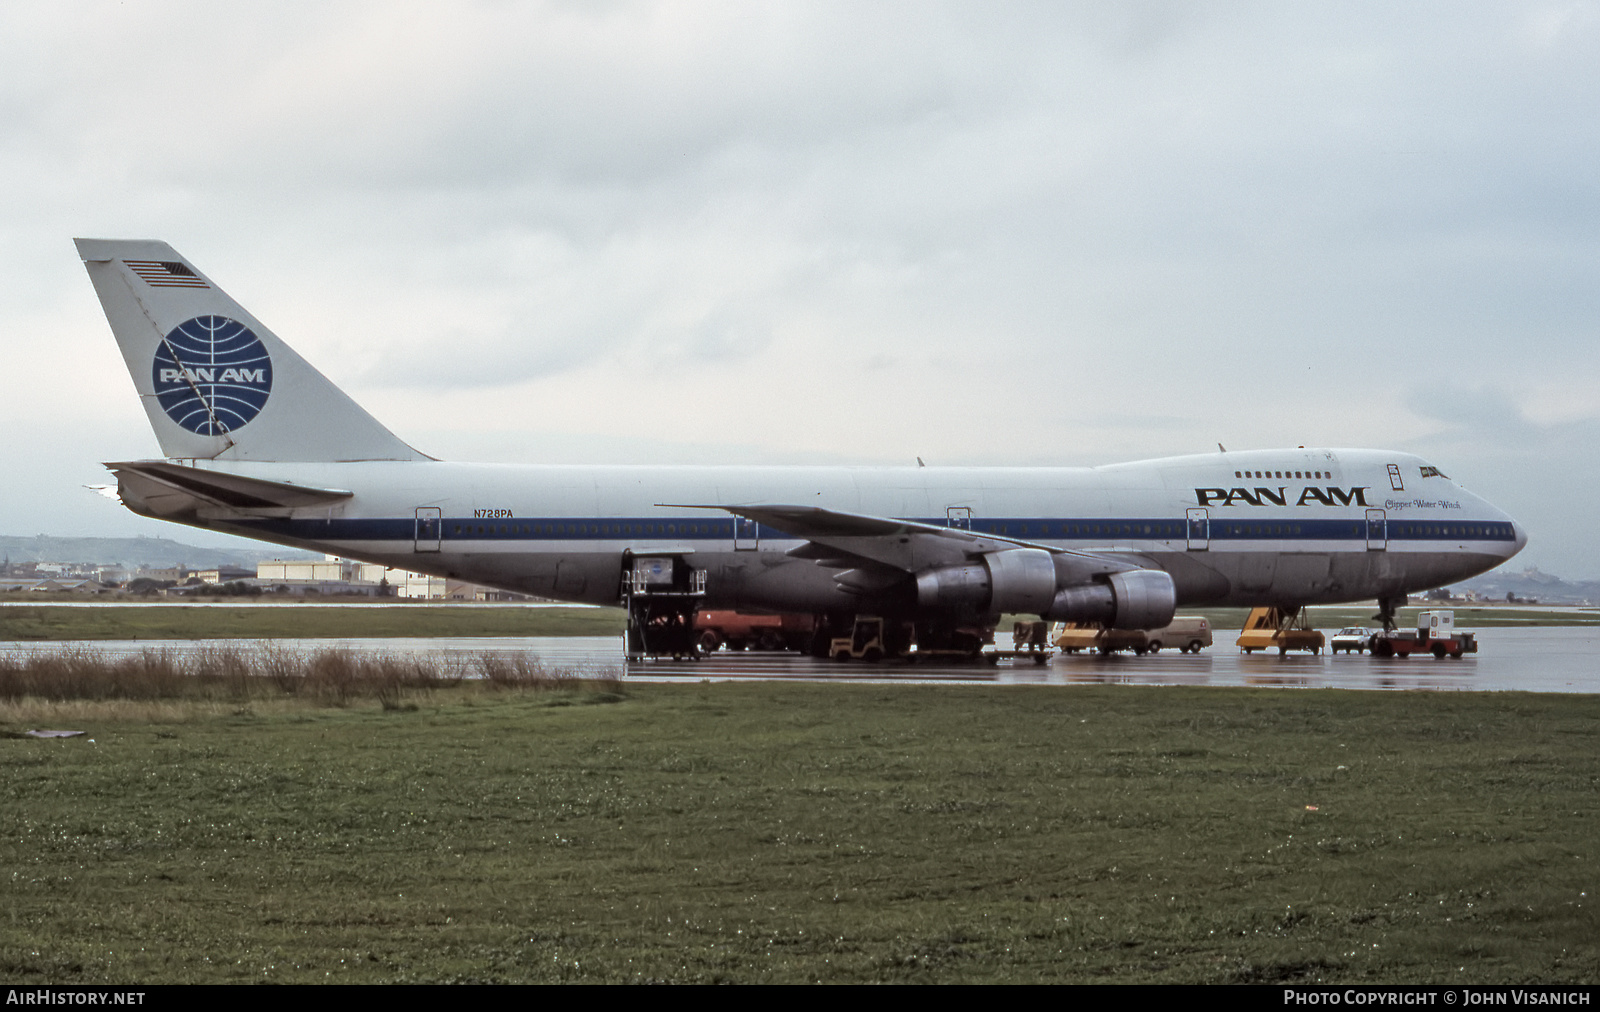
[[1033, 654, 1048, 666]]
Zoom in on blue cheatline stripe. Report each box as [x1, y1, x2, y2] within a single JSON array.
[[231, 516, 1518, 545]]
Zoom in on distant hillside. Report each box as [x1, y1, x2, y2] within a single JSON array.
[[1451, 567, 1600, 605], [0, 534, 319, 570]]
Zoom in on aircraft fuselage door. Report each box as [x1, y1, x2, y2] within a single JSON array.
[[415, 507, 442, 553], [1366, 508, 1387, 551], [733, 516, 759, 551], [946, 506, 973, 531], [1186, 508, 1209, 550]]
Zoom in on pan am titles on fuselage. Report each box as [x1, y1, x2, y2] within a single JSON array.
[[76, 238, 1527, 653]]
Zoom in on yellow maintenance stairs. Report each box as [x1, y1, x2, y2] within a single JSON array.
[[1236, 607, 1326, 655]]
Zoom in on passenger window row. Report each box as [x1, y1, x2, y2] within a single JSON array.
[[442, 519, 1511, 540], [1233, 470, 1326, 480], [1394, 523, 1503, 539], [450, 522, 720, 537]]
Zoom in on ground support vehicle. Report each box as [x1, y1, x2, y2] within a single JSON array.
[[622, 555, 706, 661], [979, 621, 1054, 665], [1051, 622, 1154, 655], [831, 616, 890, 662], [694, 611, 815, 653], [830, 617, 935, 662], [1145, 616, 1213, 653], [1330, 627, 1376, 653], [1369, 610, 1477, 659], [827, 617, 996, 663], [1236, 607, 1326, 655], [1050, 617, 1211, 655]]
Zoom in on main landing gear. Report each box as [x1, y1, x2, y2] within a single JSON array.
[[1373, 595, 1401, 634]]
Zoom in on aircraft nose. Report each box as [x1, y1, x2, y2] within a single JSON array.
[[1512, 519, 1528, 555]]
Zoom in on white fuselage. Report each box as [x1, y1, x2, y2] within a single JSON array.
[[140, 447, 1525, 614]]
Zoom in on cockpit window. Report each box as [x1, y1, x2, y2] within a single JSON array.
[[1419, 466, 1448, 479]]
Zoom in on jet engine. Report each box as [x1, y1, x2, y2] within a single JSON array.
[[915, 548, 1176, 629], [1042, 568, 1176, 629]]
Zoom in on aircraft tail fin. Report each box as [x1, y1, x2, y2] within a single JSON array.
[[75, 238, 428, 462]]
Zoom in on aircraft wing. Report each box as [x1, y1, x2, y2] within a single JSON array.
[[662, 502, 1138, 578]]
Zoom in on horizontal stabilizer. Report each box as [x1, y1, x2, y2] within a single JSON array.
[[107, 460, 352, 512]]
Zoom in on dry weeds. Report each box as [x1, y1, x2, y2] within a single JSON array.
[[0, 644, 623, 723]]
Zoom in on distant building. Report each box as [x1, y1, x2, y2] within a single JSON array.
[[0, 578, 107, 594], [393, 570, 448, 599], [249, 555, 530, 601], [95, 565, 132, 586], [257, 559, 362, 583]]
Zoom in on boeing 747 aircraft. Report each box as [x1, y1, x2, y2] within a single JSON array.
[[77, 239, 1526, 655]]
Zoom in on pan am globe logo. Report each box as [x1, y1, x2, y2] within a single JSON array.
[[151, 316, 274, 435]]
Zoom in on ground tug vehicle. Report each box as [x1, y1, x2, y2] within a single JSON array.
[[1368, 609, 1477, 659]]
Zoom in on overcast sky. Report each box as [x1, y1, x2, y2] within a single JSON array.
[[2, 1, 1596, 576]]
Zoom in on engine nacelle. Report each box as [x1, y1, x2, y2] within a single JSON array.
[[1043, 568, 1176, 629], [915, 547, 1057, 616], [916, 549, 1173, 628]]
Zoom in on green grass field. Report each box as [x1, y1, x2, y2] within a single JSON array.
[[2, 682, 1595, 983]]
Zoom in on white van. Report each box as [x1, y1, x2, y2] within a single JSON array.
[[1145, 616, 1212, 653]]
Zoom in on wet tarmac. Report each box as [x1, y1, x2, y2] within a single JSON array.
[[3, 626, 1598, 692]]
